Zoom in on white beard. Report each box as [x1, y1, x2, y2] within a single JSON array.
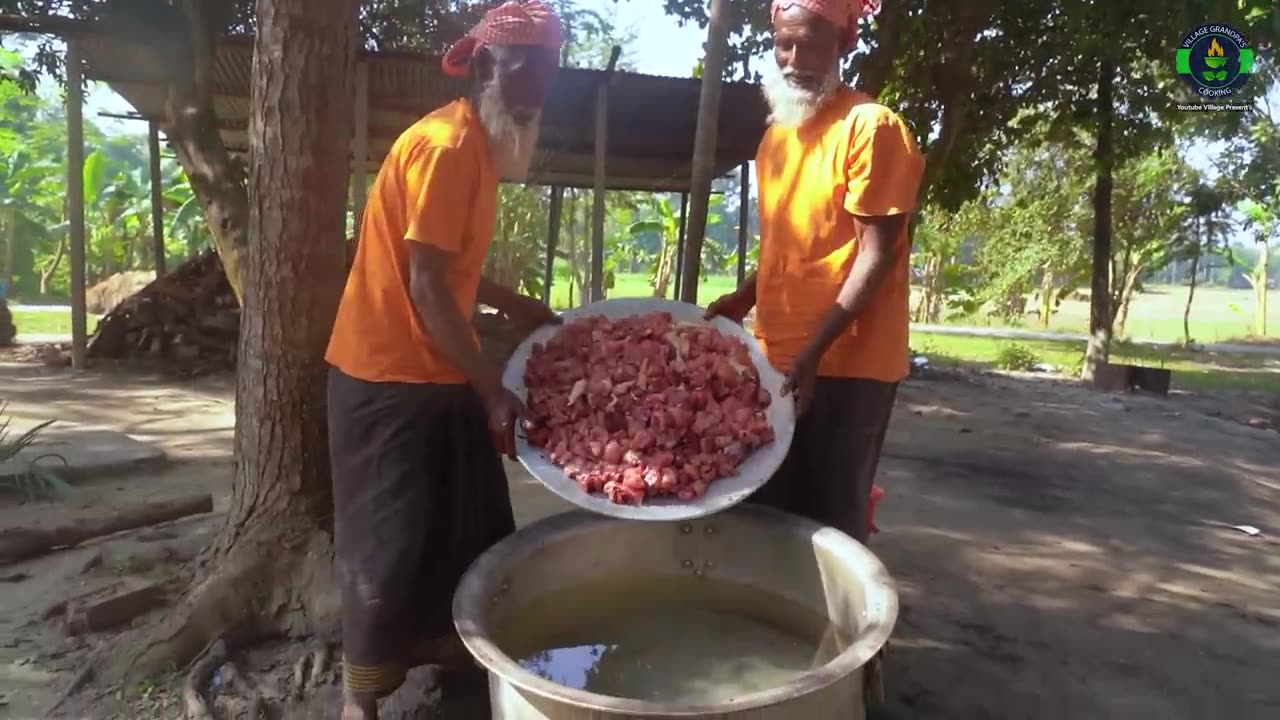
[[761, 65, 842, 128], [477, 77, 542, 183]]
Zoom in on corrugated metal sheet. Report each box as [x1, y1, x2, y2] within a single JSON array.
[[81, 36, 769, 192]]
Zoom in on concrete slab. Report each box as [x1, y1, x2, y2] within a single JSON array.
[[0, 423, 167, 482]]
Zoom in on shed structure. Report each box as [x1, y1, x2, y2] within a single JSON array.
[[0, 20, 771, 367]]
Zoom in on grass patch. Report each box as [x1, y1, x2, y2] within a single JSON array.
[[911, 331, 1280, 394], [11, 309, 100, 338], [920, 285, 1280, 344], [548, 272, 738, 310]]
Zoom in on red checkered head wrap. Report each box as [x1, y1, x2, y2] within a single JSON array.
[[442, 1, 564, 78], [770, 0, 881, 52]]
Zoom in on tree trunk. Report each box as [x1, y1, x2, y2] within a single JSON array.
[[1039, 264, 1055, 328], [653, 237, 671, 298], [1114, 264, 1145, 339], [850, 0, 908, 97], [1083, 57, 1115, 380], [121, 0, 360, 680], [1184, 238, 1201, 345], [1257, 241, 1270, 336], [39, 236, 67, 296]]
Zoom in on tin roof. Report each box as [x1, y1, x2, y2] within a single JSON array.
[[80, 35, 770, 193]]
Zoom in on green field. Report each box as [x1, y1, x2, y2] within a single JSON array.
[[10, 310, 100, 337], [911, 332, 1280, 394], [920, 285, 1280, 344], [546, 272, 739, 310], [11, 274, 1278, 394]]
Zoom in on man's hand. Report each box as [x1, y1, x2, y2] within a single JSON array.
[[703, 288, 754, 325], [483, 387, 527, 459], [504, 294, 561, 334], [782, 351, 818, 416]]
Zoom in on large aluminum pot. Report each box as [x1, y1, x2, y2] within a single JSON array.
[[453, 505, 898, 719]]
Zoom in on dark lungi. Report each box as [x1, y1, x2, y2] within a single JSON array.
[[327, 368, 515, 697], [748, 376, 898, 543]]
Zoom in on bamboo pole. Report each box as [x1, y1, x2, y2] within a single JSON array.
[[678, 0, 732, 304], [543, 186, 564, 305], [589, 47, 622, 303], [148, 121, 166, 277], [66, 40, 87, 369], [736, 162, 750, 286]]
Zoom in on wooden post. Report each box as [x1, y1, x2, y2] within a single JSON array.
[[589, 47, 621, 303], [674, 192, 689, 299], [678, 0, 731, 304], [351, 61, 370, 238], [148, 121, 166, 278], [543, 186, 564, 305], [66, 41, 87, 370], [736, 162, 750, 286]]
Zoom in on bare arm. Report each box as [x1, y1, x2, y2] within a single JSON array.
[[705, 271, 758, 322], [796, 214, 906, 363], [476, 276, 527, 315], [732, 271, 759, 306], [408, 243, 501, 400]]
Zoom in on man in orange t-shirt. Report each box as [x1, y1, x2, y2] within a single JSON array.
[[706, 0, 924, 546], [324, 3, 562, 717]]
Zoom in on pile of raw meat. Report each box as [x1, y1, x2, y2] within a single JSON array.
[[522, 312, 775, 505]]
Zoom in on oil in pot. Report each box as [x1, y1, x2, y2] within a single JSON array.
[[495, 574, 855, 705]]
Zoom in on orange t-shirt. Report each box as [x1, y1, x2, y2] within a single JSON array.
[[325, 99, 498, 384], [754, 87, 924, 383]]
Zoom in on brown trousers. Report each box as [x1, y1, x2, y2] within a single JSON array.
[[327, 368, 514, 697], [748, 376, 899, 543]]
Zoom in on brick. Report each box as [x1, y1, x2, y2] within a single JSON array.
[[63, 578, 165, 635]]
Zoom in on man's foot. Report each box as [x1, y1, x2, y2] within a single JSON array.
[[341, 693, 378, 720]]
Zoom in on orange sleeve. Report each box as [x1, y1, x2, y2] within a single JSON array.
[[842, 112, 924, 218], [404, 144, 475, 253]]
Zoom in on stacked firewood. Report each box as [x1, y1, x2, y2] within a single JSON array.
[[87, 249, 240, 374], [85, 245, 530, 376]]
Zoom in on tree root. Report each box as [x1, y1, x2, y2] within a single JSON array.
[[42, 648, 99, 719], [290, 641, 338, 701], [112, 524, 336, 689], [182, 638, 227, 720]]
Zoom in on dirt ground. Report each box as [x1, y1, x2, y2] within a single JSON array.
[[0, 358, 1277, 719]]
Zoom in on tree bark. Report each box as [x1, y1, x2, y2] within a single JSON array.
[[147, 0, 253, 306], [121, 0, 360, 680], [1083, 57, 1115, 380]]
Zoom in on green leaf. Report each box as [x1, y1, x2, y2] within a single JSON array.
[[83, 150, 107, 207], [627, 220, 664, 236], [171, 196, 204, 233], [1202, 70, 1217, 81]]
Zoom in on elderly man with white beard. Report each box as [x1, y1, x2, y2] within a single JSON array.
[[706, 0, 925, 548], [323, 2, 562, 717]]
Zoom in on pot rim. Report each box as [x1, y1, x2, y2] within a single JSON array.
[[453, 505, 899, 717]]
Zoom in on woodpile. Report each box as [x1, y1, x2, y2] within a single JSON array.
[[87, 249, 239, 374], [84, 244, 532, 376], [87, 270, 156, 315]]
